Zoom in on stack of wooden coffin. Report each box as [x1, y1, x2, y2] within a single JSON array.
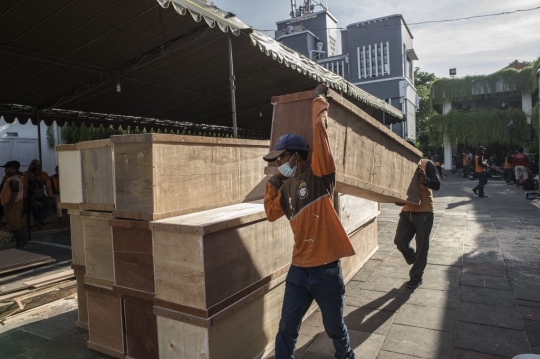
[[57, 89, 420, 359]]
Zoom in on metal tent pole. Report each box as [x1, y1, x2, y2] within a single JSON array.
[[228, 32, 238, 138]]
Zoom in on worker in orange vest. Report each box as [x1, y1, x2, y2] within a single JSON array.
[[504, 151, 514, 184], [472, 146, 489, 198]]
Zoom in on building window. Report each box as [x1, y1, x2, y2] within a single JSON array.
[[358, 42, 390, 79]]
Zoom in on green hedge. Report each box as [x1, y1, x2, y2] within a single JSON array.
[[427, 109, 529, 146], [431, 58, 539, 105]]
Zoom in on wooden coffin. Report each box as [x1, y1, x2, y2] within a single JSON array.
[[150, 201, 293, 314], [56, 144, 82, 209], [123, 295, 159, 359], [68, 209, 85, 267], [82, 211, 114, 288], [73, 266, 88, 330], [110, 134, 269, 221], [110, 219, 154, 300], [154, 218, 378, 359], [86, 283, 125, 359], [268, 89, 422, 204], [79, 139, 115, 211]]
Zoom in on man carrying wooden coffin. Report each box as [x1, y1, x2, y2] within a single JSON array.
[[263, 84, 355, 359], [394, 149, 441, 289]]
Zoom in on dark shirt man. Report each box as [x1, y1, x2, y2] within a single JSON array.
[[394, 156, 441, 288], [23, 159, 53, 229], [263, 84, 355, 359], [473, 146, 489, 197]]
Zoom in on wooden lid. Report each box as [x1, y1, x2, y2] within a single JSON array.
[[149, 201, 266, 235], [55, 144, 78, 151], [77, 138, 112, 150], [110, 133, 268, 147]]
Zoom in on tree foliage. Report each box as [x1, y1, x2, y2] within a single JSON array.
[[414, 68, 438, 152]]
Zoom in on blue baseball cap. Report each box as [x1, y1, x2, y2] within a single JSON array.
[[263, 133, 309, 162]]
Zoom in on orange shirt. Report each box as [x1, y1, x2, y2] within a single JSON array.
[[23, 171, 53, 197], [264, 96, 355, 267], [402, 160, 434, 213]]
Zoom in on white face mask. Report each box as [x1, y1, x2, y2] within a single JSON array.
[[278, 154, 297, 178]]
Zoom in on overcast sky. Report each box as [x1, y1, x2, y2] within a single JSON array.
[[214, 0, 540, 79]]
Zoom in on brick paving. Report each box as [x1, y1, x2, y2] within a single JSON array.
[[282, 176, 540, 359]]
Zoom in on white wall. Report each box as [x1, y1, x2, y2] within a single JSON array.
[[0, 118, 59, 174]]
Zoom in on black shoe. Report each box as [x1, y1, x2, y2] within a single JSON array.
[[405, 279, 423, 289], [472, 189, 478, 196], [479, 195, 489, 198]]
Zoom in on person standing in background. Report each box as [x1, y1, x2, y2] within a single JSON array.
[[24, 159, 53, 230], [472, 146, 489, 198], [504, 151, 514, 185], [513, 148, 529, 186]]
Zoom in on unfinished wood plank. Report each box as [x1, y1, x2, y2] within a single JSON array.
[[22, 270, 74, 287], [0, 280, 77, 320], [0, 249, 53, 271], [338, 194, 379, 234], [341, 219, 378, 283], [83, 217, 114, 283], [112, 134, 269, 220], [0, 259, 56, 275], [57, 147, 83, 205], [74, 268, 88, 329], [124, 296, 158, 359], [80, 140, 115, 210], [86, 284, 125, 357], [269, 89, 422, 204], [70, 212, 85, 266]]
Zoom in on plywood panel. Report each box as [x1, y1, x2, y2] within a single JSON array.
[[57, 148, 83, 205], [153, 231, 205, 309], [341, 219, 378, 283], [86, 286, 125, 357], [156, 276, 294, 359], [112, 225, 154, 295], [124, 296, 158, 359], [70, 211, 85, 266], [338, 194, 379, 234], [80, 140, 115, 210], [269, 90, 422, 204], [84, 217, 114, 283], [114, 142, 154, 215]]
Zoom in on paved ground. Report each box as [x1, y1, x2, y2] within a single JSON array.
[[1, 175, 539, 359], [286, 176, 540, 359]]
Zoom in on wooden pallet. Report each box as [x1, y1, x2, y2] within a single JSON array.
[[268, 89, 422, 204], [68, 209, 85, 267], [110, 134, 269, 221], [123, 295, 159, 359]]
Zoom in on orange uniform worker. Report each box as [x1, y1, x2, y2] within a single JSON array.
[[1, 161, 27, 247], [263, 84, 355, 359]]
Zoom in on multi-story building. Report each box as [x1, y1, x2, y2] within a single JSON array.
[[275, 2, 419, 140]]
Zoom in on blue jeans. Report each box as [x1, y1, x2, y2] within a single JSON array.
[[275, 261, 354, 359]]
